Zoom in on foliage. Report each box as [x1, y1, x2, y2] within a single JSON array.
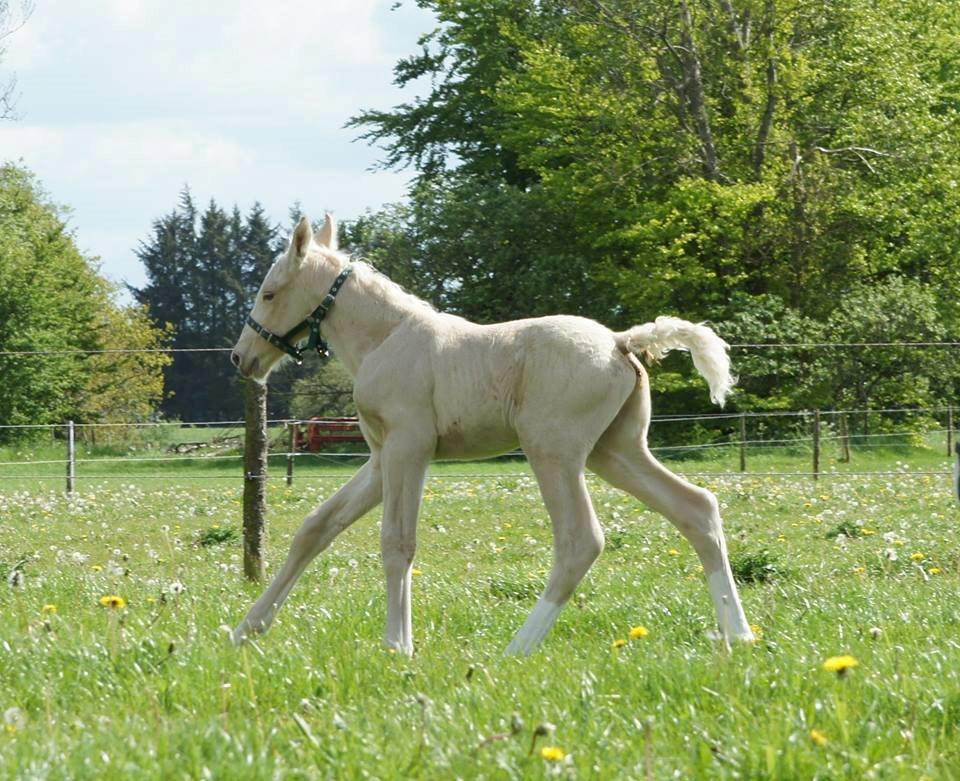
[[197, 525, 238, 547], [0, 164, 170, 441], [288, 358, 357, 420], [350, 0, 960, 415], [728, 547, 784, 584], [72, 288, 174, 442], [817, 277, 957, 413], [130, 192, 308, 421]]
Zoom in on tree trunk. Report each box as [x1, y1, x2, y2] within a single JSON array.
[[679, 0, 720, 180]]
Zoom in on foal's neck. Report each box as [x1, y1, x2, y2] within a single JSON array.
[[309, 254, 421, 377]]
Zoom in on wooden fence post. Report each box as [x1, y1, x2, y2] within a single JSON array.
[[947, 406, 954, 458], [65, 420, 75, 495], [812, 409, 821, 480], [243, 381, 268, 582], [739, 414, 747, 473], [286, 421, 296, 487]]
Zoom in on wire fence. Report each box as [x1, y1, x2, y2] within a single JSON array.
[[1, 406, 956, 490], [1, 340, 958, 490]]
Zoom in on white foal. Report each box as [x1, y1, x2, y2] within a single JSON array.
[[230, 214, 754, 655]]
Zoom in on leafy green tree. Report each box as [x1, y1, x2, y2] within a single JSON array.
[[0, 164, 170, 440], [288, 359, 357, 420], [817, 278, 956, 416], [350, 0, 960, 417], [74, 287, 173, 442]]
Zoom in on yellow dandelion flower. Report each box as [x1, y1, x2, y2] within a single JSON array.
[[668, 548, 681, 556], [541, 746, 566, 761], [852, 566, 866, 575], [861, 528, 876, 536], [750, 624, 763, 638], [822, 654, 858, 675], [810, 728, 828, 747], [99, 595, 126, 609], [629, 625, 650, 640], [928, 567, 942, 575], [90, 565, 103, 573], [611, 638, 627, 650], [910, 552, 925, 562], [411, 568, 423, 577], [41, 604, 57, 615]]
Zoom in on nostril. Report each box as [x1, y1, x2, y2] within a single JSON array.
[[230, 352, 241, 368]]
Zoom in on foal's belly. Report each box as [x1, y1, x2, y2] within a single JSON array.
[[434, 418, 518, 460]]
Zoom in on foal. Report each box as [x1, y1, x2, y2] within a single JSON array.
[[230, 215, 754, 654]]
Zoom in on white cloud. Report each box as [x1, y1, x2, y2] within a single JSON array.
[[0, 0, 434, 293]]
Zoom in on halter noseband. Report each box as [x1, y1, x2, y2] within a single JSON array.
[[245, 265, 354, 364]]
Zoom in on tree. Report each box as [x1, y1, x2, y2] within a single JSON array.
[[817, 278, 957, 416], [354, 1, 960, 315], [288, 359, 357, 420], [72, 285, 173, 441], [0, 164, 170, 440], [132, 193, 312, 421], [350, 0, 960, 416]]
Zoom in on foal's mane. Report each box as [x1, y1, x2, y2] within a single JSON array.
[[312, 247, 436, 315]]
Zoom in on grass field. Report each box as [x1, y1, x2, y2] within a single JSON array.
[[0, 440, 958, 779]]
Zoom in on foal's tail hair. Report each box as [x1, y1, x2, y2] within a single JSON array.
[[616, 316, 735, 407]]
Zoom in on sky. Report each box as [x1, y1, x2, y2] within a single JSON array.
[[0, 0, 435, 294]]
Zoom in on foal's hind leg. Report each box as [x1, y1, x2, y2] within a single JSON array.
[[588, 392, 753, 643], [232, 456, 383, 645], [505, 451, 604, 656]]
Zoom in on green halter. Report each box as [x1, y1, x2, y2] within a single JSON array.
[[245, 265, 354, 364]]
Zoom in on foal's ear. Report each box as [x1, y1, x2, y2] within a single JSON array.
[[290, 216, 313, 264], [317, 212, 337, 251]]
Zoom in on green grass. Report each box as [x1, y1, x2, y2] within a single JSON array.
[[0, 443, 958, 778]]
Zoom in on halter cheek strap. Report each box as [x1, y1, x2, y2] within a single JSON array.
[[245, 265, 354, 365]]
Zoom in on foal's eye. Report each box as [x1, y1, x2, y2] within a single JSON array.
[[263, 292, 275, 302]]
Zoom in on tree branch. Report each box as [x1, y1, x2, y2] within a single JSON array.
[[812, 146, 895, 174], [752, 0, 777, 176]]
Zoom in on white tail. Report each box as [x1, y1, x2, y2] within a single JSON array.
[[617, 316, 735, 407]]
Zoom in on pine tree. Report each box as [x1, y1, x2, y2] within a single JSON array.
[[132, 192, 294, 421]]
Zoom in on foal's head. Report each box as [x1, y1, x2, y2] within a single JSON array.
[[231, 214, 338, 380]]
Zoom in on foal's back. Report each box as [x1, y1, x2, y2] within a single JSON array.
[[409, 312, 638, 460]]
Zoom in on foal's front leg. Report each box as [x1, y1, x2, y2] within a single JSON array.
[[379, 436, 432, 655], [232, 457, 382, 645]]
